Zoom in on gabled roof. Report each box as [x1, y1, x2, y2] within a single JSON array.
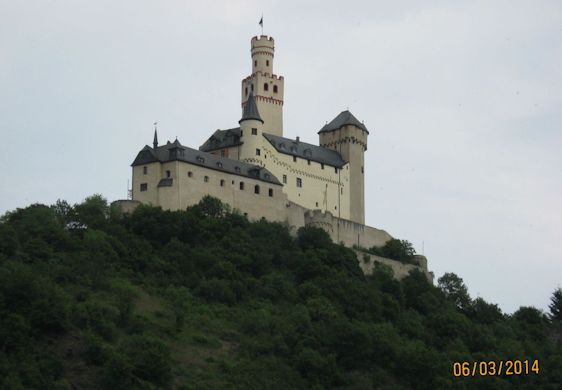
[[263, 133, 346, 168], [239, 92, 263, 123], [132, 140, 281, 185], [199, 127, 241, 152], [318, 110, 369, 134]]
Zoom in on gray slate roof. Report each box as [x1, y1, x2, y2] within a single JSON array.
[[239, 92, 263, 123], [132, 140, 281, 185], [318, 110, 369, 134], [263, 133, 346, 168], [199, 127, 241, 152]]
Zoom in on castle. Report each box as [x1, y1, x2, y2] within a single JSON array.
[[123, 34, 431, 280]]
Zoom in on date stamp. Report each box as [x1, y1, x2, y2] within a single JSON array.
[[453, 360, 539, 377]]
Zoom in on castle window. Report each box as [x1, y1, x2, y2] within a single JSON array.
[[204, 176, 209, 183], [315, 202, 318, 207], [296, 178, 302, 188], [240, 182, 245, 190], [254, 60, 257, 67], [273, 85, 278, 93], [240, 130, 243, 137], [188, 171, 193, 178], [282, 174, 287, 184], [335, 167, 338, 173], [166, 170, 171, 178], [266, 60, 269, 67], [245, 87, 248, 96], [341, 187, 343, 194], [264, 83, 268, 91], [143, 166, 147, 175], [293, 156, 297, 163], [268, 188, 273, 197], [140, 183, 148, 192], [217, 161, 223, 168], [335, 206, 337, 210], [321, 163, 324, 170], [254, 185, 260, 194], [361, 166, 364, 174], [196, 156, 205, 163], [307, 159, 311, 165], [220, 179, 225, 187], [252, 128, 257, 135], [251, 84, 254, 91], [235, 166, 241, 173], [256, 148, 261, 156]]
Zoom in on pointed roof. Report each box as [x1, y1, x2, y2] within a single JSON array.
[[153, 129, 158, 148], [318, 110, 369, 134], [239, 92, 264, 124]]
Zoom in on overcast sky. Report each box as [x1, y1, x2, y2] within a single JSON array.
[[1, 0, 560, 314]]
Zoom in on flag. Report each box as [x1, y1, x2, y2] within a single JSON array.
[[259, 17, 263, 27]]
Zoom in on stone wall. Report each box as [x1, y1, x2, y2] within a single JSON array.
[[304, 209, 392, 249], [356, 250, 434, 282]]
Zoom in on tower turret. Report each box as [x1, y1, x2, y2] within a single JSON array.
[[239, 92, 265, 166], [241, 35, 284, 137], [318, 110, 369, 224]]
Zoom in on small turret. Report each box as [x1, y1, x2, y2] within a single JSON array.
[[238, 92, 264, 165]]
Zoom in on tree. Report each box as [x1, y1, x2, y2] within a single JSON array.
[[74, 194, 109, 229], [548, 287, 562, 321], [437, 272, 471, 311]]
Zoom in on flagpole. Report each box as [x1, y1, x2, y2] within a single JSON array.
[[259, 15, 263, 35]]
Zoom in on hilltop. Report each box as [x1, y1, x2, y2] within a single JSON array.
[[0, 195, 560, 389]]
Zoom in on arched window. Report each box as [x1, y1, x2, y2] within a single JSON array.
[[264, 83, 268, 91], [254, 185, 260, 194], [273, 85, 278, 93]]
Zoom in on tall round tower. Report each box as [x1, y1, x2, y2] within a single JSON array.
[[241, 35, 285, 137], [318, 110, 369, 225]]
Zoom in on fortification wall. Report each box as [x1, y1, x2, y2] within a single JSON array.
[[356, 250, 433, 282], [304, 209, 392, 249]]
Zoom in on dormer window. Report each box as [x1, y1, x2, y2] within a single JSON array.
[[196, 156, 204, 163], [235, 166, 241, 173], [264, 173, 270, 179], [216, 162, 223, 168]]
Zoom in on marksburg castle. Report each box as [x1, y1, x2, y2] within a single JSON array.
[[119, 34, 431, 280]]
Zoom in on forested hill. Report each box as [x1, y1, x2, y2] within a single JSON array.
[[0, 195, 561, 389]]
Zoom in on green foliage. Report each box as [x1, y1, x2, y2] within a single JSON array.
[[438, 272, 472, 311], [0, 195, 560, 388], [549, 287, 562, 321], [367, 238, 416, 264]]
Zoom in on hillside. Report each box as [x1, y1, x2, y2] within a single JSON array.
[[0, 195, 560, 389]]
